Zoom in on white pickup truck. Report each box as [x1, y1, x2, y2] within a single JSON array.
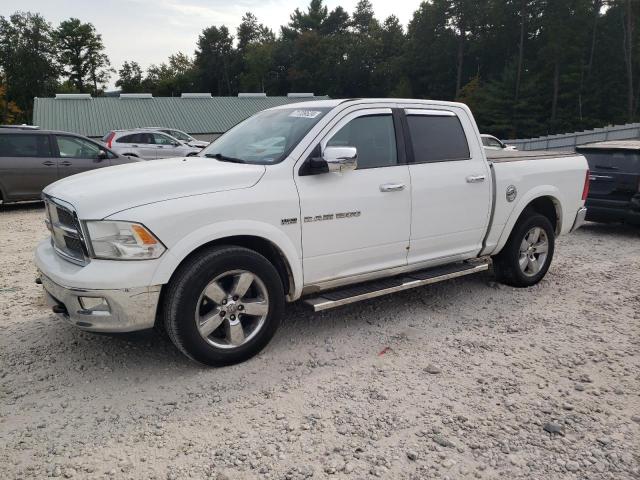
[[35, 99, 589, 366]]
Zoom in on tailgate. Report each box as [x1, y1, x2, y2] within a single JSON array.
[[580, 149, 640, 201]]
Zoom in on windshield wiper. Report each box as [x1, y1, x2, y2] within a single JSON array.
[[204, 153, 246, 163]]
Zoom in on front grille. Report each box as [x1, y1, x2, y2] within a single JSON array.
[[56, 207, 75, 228], [44, 197, 88, 265]]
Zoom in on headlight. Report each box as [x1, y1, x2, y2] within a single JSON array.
[[85, 221, 166, 260]]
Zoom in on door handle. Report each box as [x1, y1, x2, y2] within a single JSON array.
[[42, 161, 55, 166], [380, 183, 406, 192], [466, 175, 486, 183], [59, 161, 72, 166]]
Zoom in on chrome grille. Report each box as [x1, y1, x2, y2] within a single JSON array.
[[44, 197, 88, 265]]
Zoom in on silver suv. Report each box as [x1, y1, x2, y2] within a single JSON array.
[[142, 127, 209, 149], [103, 129, 201, 159]]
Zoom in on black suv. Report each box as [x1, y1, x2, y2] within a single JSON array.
[[577, 141, 640, 225], [0, 126, 140, 204]]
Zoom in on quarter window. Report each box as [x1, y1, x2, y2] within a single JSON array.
[[0, 134, 51, 157], [327, 115, 397, 169], [406, 114, 470, 162]]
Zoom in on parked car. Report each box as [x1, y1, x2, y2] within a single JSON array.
[[102, 129, 201, 159], [481, 134, 516, 151], [0, 126, 140, 204], [35, 99, 589, 366], [142, 127, 209, 149], [576, 141, 640, 225]]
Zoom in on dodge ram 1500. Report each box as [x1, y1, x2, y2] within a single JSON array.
[[35, 99, 589, 365]]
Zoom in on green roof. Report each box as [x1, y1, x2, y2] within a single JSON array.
[[33, 95, 329, 137]]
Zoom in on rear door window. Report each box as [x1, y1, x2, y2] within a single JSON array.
[[0, 133, 52, 157], [406, 113, 470, 162]]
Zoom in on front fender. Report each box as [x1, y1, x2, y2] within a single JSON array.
[[150, 219, 303, 300], [491, 185, 563, 255]]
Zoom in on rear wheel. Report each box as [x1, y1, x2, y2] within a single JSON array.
[[163, 246, 284, 366], [493, 213, 555, 287]]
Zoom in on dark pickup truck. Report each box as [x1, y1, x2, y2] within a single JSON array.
[[576, 141, 640, 225]]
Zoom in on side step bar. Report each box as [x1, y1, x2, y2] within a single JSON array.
[[303, 260, 490, 312]]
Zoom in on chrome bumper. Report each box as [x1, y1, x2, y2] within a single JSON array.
[[570, 206, 588, 232], [39, 272, 161, 333]]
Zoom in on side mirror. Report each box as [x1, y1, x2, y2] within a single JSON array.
[[97, 149, 108, 160], [172, 141, 180, 147], [322, 146, 358, 173]]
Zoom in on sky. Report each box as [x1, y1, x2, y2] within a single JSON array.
[[3, 0, 422, 90]]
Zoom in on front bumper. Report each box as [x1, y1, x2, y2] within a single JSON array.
[[570, 206, 588, 232], [39, 272, 161, 332], [35, 239, 162, 333]]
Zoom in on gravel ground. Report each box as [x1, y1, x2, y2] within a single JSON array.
[[0, 202, 639, 480]]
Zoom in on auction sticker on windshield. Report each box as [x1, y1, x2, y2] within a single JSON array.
[[289, 110, 322, 119]]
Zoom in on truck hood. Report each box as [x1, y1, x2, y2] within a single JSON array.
[[44, 157, 266, 219]]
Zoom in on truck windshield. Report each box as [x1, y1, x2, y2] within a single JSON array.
[[199, 107, 331, 164]]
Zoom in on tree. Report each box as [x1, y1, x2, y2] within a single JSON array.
[[194, 26, 235, 95], [145, 53, 196, 96], [116, 61, 143, 93], [0, 73, 22, 124], [0, 12, 58, 121], [54, 18, 113, 95]]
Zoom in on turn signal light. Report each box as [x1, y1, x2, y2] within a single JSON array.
[[131, 224, 159, 245]]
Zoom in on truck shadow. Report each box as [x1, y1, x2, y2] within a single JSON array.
[[0, 201, 44, 212], [578, 221, 640, 238]]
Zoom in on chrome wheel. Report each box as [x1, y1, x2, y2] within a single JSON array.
[[195, 270, 269, 349], [518, 227, 549, 277]]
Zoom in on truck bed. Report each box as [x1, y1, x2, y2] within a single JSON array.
[[487, 149, 578, 163]]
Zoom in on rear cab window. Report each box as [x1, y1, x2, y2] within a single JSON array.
[[405, 110, 470, 162], [0, 133, 52, 157]]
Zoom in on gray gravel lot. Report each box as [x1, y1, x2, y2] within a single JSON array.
[[0, 203, 639, 480]]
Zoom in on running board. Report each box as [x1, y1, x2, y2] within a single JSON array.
[[303, 260, 490, 312]]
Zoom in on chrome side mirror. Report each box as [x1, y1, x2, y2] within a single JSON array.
[[322, 146, 357, 173]]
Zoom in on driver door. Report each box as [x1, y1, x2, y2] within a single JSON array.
[[295, 108, 411, 286]]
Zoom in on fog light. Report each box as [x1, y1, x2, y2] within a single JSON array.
[[79, 296, 110, 312]]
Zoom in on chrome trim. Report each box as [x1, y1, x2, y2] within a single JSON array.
[[302, 255, 488, 295], [380, 183, 406, 192], [39, 272, 161, 332], [466, 174, 487, 183], [570, 206, 588, 232], [44, 195, 89, 266], [405, 109, 456, 117], [305, 261, 490, 312]]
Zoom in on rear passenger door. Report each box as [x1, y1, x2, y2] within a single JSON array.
[[0, 133, 56, 201], [402, 107, 492, 265], [54, 135, 111, 178]]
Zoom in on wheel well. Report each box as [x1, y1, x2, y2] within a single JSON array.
[[172, 236, 293, 296], [524, 196, 561, 235]]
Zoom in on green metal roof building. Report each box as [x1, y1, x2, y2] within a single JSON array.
[[33, 93, 328, 141]]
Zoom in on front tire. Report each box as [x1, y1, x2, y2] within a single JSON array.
[[493, 213, 555, 288], [163, 246, 285, 366]]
